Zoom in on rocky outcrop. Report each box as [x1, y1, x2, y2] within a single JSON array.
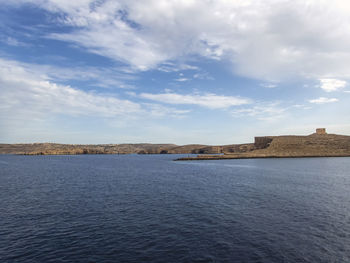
[[258, 134, 350, 156], [254, 137, 273, 149], [177, 132, 350, 160]]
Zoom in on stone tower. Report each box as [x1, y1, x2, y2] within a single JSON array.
[[316, 128, 326, 135]]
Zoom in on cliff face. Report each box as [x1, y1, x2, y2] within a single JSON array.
[[257, 134, 350, 156], [178, 133, 350, 160], [254, 137, 274, 149]]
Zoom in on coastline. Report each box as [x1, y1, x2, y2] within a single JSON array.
[[176, 131, 350, 161], [2, 130, 350, 159], [175, 153, 350, 161]]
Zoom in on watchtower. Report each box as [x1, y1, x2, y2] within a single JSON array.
[[316, 128, 326, 135]]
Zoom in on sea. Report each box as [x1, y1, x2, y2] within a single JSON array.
[[0, 154, 349, 262]]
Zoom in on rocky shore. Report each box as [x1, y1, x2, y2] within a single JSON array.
[[176, 130, 350, 161]]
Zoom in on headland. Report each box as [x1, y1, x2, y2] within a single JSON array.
[[176, 128, 350, 160]]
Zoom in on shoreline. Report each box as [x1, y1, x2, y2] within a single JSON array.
[[2, 130, 350, 158], [175, 153, 350, 161]]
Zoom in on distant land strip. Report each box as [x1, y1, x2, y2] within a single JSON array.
[[1, 129, 350, 160]]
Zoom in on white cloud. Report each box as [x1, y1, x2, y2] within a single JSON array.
[[260, 83, 277, 89], [193, 72, 214, 80], [0, 36, 26, 47], [309, 97, 339, 104], [0, 57, 136, 90], [0, 58, 141, 120], [292, 104, 311, 110], [0, 57, 196, 134], [319, 78, 347, 92], [7, 0, 350, 80], [142, 103, 190, 118], [157, 62, 199, 73], [175, 78, 190, 82], [231, 102, 287, 121], [140, 92, 250, 109]]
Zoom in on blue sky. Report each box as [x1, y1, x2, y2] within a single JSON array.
[[1, 0, 350, 144]]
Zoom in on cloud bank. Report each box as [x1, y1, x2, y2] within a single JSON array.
[[7, 0, 350, 82], [0, 58, 141, 119], [0, 58, 245, 125]]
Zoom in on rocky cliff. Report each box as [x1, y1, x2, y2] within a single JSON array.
[[177, 132, 350, 160], [256, 133, 350, 156]]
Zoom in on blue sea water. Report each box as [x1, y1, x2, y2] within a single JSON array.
[[0, 154, 349, 262]]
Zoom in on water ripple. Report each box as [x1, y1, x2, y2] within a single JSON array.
[[0, 155, 349, 262]]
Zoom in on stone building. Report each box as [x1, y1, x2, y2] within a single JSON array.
[[316, 128, 327, 135]]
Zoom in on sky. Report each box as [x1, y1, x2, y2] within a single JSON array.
[[0, 0, 350, 145]]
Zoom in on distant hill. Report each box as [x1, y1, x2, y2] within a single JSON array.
[[177, 131, 350, 160], [0, 142, 233, 155], [2, 129, 350, 158]]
